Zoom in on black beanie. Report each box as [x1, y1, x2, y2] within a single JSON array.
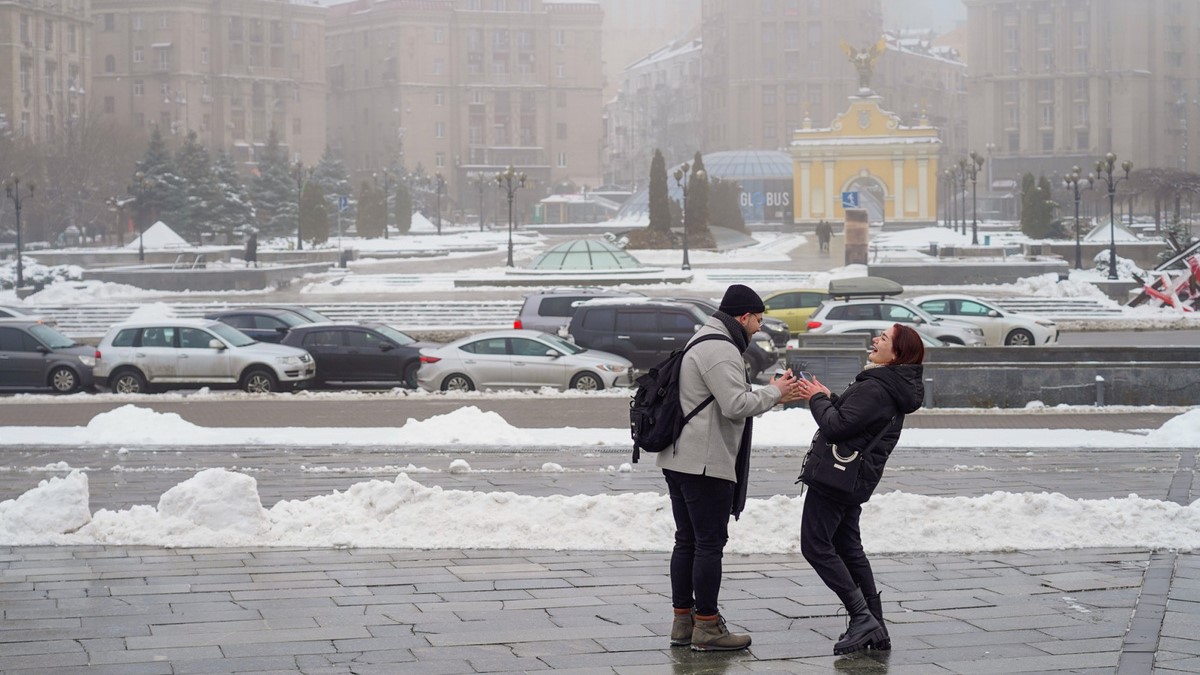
[[718, 283, 765, 316]]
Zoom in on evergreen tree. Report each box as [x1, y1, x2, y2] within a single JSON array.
[[684, 151, 715, 247], [395, 182, 413, 234], [209, 151, 257, 238], [311, 146, 355, 222], [173, 130, 218, 244], [251, 129, 298, 238], [708, 178, 747, 232], [1019, 172, 1037, 236], [133, 126, 185, 232], [355, 181, 385, 238], [647, 149, 671, 235], [1021, 173, 1057, 239], [300, 182, 330, 244]]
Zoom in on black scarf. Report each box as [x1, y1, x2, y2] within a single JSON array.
[[713, 310, 753, 519]]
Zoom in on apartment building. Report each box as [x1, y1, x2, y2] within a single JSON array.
[[324, 0, 605, 204], [0, 0, 91, 144], [90, 0, 327, 166], [595, 0, 699, 101], [965, 0, 1200, 179], [878, 30, 968, 158]]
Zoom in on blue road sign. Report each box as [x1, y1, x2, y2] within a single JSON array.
[[338, 195, 350, 212], [841, 191, 860, 208]]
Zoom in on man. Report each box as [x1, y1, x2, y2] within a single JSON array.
[[816, 220, 832, 253], [658, 283, 803, 651]]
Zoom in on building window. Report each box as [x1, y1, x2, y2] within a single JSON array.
[[159, 13, 169, 29], [104, 55, 116, 73], [435, 121, 445, 138], [104, 96, 115, 113], [293, 117, 301, 135], [133, 80, 144, 96], [433, 58, 444, 75], [435, 152, 445, 168], [1008, 131, 1019, 152], [556, 122, 567, 140], [435, 91, 444, 106], [201, 47, 209, 64], [134, 112, 144, 128], [133, 14, 143, 30], [103, 14, 115, 32], [43, 19, 53, 49], [1077, 129, 1089, 150], [555, 64, 565, 79], [1042, 131, 1054, 152], [471, 90, 484, 105], [554, 29, 566, 47], [158, 49, 171, 70], [557, 152, 567, 167], [556, 91, 566, 107], [762, 85, 776, 106], [1040, 104, 1054, 128], [434, 28, 444, 44], [133, 47, 143, 63], [1076, 103, 1089, 125], [68, 25, 76, 52], [201, 16, 209, 32]]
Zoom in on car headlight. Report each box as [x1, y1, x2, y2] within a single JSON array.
[[596, 364, 627, 373], [967, 327, 984, 336], [755, 339, 775, 352], [1035, 320, 1056, 328], [77, 355, 95, 367], [275, 356, 302, 365]]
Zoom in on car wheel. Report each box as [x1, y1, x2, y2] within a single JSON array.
[[939, 336, 964, 345], [1005, 329, 1034, 346], [403, 362, 420, 389], [570, 372, 604, 391], [241, 368, 278, 393], [49, 366, 81, 394], [111, 368, 148, 394], [441, 373, 475, 392]]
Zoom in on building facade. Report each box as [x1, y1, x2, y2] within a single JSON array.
[[324, 0, 605, 209], [0, 0, 91, 144], [595, 0, 699, 101], [602, 33, 701, 187], [965, 0, 1200, 181], [90, 0, 327, 166]]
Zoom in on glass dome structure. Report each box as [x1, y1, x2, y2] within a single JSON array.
[[614, 150, 795, 224], [529, 238, 645, 270]]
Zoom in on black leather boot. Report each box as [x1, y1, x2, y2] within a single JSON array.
[[864, 592, 890, 650], [833, 588, 885, 655]]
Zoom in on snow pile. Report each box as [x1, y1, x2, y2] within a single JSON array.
[[125, 302, 180, 322], [85, 404, 209, 444], [3, 469, 1199, 552], [397, 406, 536, 445], [26, 279, 159, 303], [1145, 408, 1200, 446]]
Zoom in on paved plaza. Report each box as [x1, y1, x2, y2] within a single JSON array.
[[1, 411, 1197, 674]]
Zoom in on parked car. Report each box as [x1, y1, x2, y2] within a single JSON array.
[[761, 289, 832, 335], [281, 322, 430, 388], [417, 329, 632, 392], [0, 304, 57, 327], [657, 296, 783, 380], [909, 294, 1059, 346], [94, 319, 315, 394], [0, 321, 95, 393], [806, 298, 986, 346], [568, 298, 735, 372], [818, 321, 953, 348], [513, 287, 644, 335], [204, 307, 312, 343]]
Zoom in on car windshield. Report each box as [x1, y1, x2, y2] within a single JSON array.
[[277, 312, 307, 327], [374, 325, 416, 346], [286, 307, 330, 322], [28, 324, 74, 349], [208, 323, 257, 347], [539, 333, 584, 355]]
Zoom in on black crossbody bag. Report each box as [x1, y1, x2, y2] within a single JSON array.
[[796, 417, 896, 503]]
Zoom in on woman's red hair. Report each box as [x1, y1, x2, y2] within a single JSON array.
[[888, 324, 925, 365]]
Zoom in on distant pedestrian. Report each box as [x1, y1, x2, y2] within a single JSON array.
[[816, 220, 832, 253], [659, 284, 804, 652], [793, 324, 924, 655], [244, 231, 259, 268]]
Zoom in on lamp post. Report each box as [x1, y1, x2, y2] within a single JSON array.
[[4, 175, 34, 288], [474, 173, 487, 232], [130, 171, 155, 262], [966, 150, 985, 245], [434, 172, 445, 235], [1063, 166, 1091, 270], [1093, 152, 1132, 280], [956, 158, 969, 237], [942, 168, 954, 229], [496, 166, 526, 267], [673, 162, 703, 271], [290, 161, 311, 250]]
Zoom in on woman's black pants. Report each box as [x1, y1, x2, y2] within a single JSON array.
[[663, 469, 734, 616], [800, 488, 877, 597]]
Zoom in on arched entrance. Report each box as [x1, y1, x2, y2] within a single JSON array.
[[843, 175, 888, 223]]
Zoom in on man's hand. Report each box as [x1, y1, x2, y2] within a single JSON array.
[[794, 373, 832, 402], [770, 369, 806, 404]]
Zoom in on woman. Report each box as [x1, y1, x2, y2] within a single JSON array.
[[794, 323, 925, 655]]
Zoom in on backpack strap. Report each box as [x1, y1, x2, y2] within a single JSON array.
[[676, 332, 736, 434]]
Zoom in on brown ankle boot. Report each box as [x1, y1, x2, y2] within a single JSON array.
[[691, 614, 751, 651], [670, 608, 695, 646]]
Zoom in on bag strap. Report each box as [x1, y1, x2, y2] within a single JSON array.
[[861, 415, 901, 454]]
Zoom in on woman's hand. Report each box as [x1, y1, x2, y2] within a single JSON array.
[[794, 374, 831, 402]]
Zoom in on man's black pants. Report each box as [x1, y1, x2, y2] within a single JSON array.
[[663, 469, 734, 616], [800, 487, 877, 597]]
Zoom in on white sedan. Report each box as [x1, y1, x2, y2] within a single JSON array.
[[909, 294, 1058, 346], [416, 329, 633, 392]]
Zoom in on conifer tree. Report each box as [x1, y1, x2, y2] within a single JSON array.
[[300, 181, 329, 244], [355, 181, 385, 238], [173, 131, 218, 243], [251, 129, 298, 238], [133, 126, 185, 232], [647, 149, 671, 236], [684, 151, 715, 247], [311, 146, 355, 222], [209, 151, 257, 239], [395, 182, 413, 234]]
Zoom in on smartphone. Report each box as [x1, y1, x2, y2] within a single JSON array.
[[773, 369, 788, 380], [797, 371, 814, 381]]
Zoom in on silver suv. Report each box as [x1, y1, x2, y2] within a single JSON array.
[[94, 318, 316, 393], [807, 298, 986, 346], [513, 288, 643, 335]]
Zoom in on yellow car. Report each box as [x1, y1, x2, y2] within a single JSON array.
[[762, 289, 832, 334]]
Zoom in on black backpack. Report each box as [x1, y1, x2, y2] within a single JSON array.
[[629, 333, 733, 463]]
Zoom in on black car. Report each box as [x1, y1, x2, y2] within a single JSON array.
[[204, 308, 311, 343], [660, 296, 790, 348], [657, 296, 784, 381], [280, 322, 430, 388], [252, 305, 334, 323], [0, 321, 96, 394]]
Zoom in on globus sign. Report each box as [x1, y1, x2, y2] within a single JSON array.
[[739, 191, 791, 208]]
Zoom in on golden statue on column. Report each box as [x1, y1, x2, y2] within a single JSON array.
[[840, 37, 888, 94]]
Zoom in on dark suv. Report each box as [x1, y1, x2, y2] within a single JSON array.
[[514, 288, 644, 335], [205, 308, 311, 343], [0, 321, 96, 393]]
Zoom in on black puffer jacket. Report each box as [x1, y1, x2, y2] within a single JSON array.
[[807, 364, 924, 504]]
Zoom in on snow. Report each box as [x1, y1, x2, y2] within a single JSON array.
[[125, 221, 192, 249], [2, 405, 1199, 550]]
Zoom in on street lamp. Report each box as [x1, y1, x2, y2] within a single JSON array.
[[942, 168, 955, 229], [434, 172, 446, 235], [374, 170, 395, 239], [495, 166, 526, 267], [4, 175, 34, 288], [474, 173, 488, 232], [1063, 166, 1092, 270], [130, 171, 155, 262], [966, 150, 985, 245], [1093, 152, 1133, 280], [673, 162, 704, 271], [290, 161, 312, 251]]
